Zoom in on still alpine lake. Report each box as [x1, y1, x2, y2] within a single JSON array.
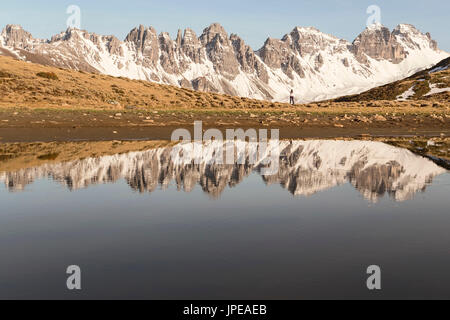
[[0, 139, 449, 299]]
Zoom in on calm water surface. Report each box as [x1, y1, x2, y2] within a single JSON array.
[[0, 140, 449, 299]]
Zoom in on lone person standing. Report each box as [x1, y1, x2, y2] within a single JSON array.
[[290, 89, 295, 105]]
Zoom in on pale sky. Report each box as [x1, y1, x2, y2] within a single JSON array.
[[1, 0, 449, 51]]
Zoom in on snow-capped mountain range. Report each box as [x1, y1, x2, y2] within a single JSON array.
[[0, 23, 448, 102], [0, 140, 446, 202]]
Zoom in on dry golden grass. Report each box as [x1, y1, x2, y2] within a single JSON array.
[[0, 55, 448, 117], [0, 55, 292, 110]]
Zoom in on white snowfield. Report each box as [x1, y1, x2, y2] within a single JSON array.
[[424, 83, 450, 96], [396, 85, 416, 101], [0, 23, 448, 103], [0, 140, 446, 202]]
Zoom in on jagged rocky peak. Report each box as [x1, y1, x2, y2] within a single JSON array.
[[179, 28, 202, 64], [1, 24, 34, 48], [287, 26, 325, 40], [159, 31, 182, 74], [125, 24, 158, 51], [392, 23, 438, 50], [199, 23, 229, 44], [181, 28, 199, 46], [125, 24, 159, 66], [198, 23, 241, 78], [50, 27, 96, 42], [257, 32, 307, 80], [256, 37, 288, 69], [49, 27, 123, 56], [230, 35, 258, 67], [159, 31, 174, 46], [256, 26, 339, 77], [393, 23, 425, 37], [103, 35, 123, 56], [125, 24, 157, 40], [230, 33, 256, 72], [287, 26, 340, 55], [2, 24, 27, 36], [175, 29, 182, 47], [230, 33, 269, 83], [351, 23, 406, 64]]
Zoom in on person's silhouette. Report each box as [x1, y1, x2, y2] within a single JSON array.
[[290, 89, 295, 105]]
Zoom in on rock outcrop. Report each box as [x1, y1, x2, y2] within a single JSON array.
[[351, 24, 406, 64]]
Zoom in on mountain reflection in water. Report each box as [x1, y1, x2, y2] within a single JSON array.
[[0, 140, 446, 202]]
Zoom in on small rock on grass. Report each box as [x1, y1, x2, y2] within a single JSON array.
[[373, 114, 387, 121]]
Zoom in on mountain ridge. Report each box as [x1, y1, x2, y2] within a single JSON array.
[[0, 23, 448, 103]]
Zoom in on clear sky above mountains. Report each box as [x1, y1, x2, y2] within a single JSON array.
[[1, 0, 449, 51]]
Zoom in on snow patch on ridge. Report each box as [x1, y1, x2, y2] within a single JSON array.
[[397, 85, 416, 101], [424, 83, 450, 96]]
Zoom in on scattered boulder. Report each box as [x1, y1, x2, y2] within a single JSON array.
[[354, 115, 370, 123], [373, 114, 387, 121]]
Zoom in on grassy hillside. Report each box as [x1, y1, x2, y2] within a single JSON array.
[[0, 55, 289, 110]]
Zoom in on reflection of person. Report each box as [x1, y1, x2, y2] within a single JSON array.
[[290, 89, 295, 105]]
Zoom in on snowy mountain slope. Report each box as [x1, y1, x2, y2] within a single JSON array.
[[0, 140, 446, 202], [0, 23, 448, 103], [335, 56, 450, 102]]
